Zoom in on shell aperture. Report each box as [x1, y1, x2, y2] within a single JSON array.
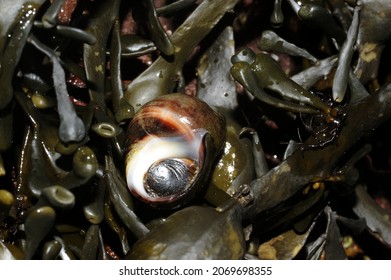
[[126, 131, 206, 203]]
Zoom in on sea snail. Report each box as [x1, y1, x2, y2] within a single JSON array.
[[125, 93, 226, 207]]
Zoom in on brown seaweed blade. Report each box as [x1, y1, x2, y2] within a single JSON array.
[[123, 0, 240, 113], [244, 83, 391, 220]]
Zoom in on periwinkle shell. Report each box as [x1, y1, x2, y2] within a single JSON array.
[[125, 93, 226, 208]]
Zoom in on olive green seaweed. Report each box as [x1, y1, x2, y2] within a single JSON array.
[[1, 0, 391, 260], [124, 0, 240, 113]]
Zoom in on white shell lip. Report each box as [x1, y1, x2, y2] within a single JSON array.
[[125, 129, 207, 205]]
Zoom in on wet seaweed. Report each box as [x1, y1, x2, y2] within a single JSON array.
[[1, 0, 391, 260]]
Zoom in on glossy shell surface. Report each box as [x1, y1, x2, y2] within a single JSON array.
[[125, 93, 226, 207]]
